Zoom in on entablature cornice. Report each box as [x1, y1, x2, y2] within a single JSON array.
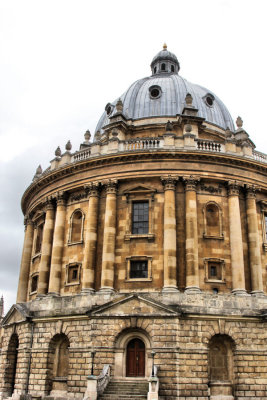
[[21, 150, 267, 215]]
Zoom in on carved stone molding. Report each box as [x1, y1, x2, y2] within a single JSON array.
[[55, 190, 68, 206], [104, 179, 118, 195], [200, 184, 223, 194], [161, 175, 178, 191], [183, 175, 200, 191], [84, 182, 101, 198], [245, 184, 259, 199], [44, 196, 55, 211], [227, 180, 243, 196]]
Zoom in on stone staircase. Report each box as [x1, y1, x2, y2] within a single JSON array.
[[98, 379, 149, 399]]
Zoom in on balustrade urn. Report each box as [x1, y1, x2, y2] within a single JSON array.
[[37, 197, 55, 296], [161, 175, 179, 291], [16, 216, 34, 302], [82, 183, 100, 292]]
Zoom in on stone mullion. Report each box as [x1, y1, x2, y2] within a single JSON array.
[[161, 176, 179, 291], [228, 181, 247, 295], [245, 185, 264, 295], [100, 180, 117, 292], [37, 198, 55, 296], [48, 192, 67, 295], [184, 177, 201, 292], [82, 183, 100, 292], [16, 217, 34, 302]]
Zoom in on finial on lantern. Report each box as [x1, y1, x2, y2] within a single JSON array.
[[163, 43, 167, 50]]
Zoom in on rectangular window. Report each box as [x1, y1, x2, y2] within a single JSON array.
[[265, 214, 267, 238], [208, 262, 222, 280], [130, 260, 148, 279], [132, 202, 149, 234], [65, 263, 81, 285]]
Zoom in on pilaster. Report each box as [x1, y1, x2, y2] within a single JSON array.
[[228, 181, 247, 295], [161, 175, 179, 292], [100, 180, 117, 292], [183, 176, 201, 292], [82, 183, 100, 293]]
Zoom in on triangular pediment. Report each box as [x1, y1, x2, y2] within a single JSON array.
[[123, 185, 157, 195], [2, 304, 30, 326], [89, 294, 179, 317]]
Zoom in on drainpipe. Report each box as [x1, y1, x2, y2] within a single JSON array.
[[25, 318, 34, 395]]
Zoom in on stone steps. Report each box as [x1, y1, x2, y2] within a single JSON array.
[[98, 379, 148, 400]]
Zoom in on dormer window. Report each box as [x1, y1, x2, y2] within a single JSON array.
[[171, 65, 174, 72], [161, 63, 166, 71]]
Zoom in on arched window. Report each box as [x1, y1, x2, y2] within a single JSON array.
[[35, 223, 44, 254], [161, 63, 166, 71], [47, 334, 70, 393], [69, 209, 84, 243], [209, 335, 234, 397], [171, 65, 174, 72], [5, 334, 19, 396], [203, 202, 223, 238]]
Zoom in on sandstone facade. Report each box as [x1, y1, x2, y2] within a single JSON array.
[[1, 46, 267, 400]]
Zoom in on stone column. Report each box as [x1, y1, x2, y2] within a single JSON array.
[[245, 185, 264, 295], [228, 181, 247, 295], [100, 180, 117, 292], [82, 183, 100, 293], [184, 176, 201, 292], [16, 216, 34, 302], [37, 197, 55, 296], [48, 192, 67, 295], [161, 176, 179, 292]]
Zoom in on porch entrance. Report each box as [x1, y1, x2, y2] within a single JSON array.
[[126, 338, 145, 377]]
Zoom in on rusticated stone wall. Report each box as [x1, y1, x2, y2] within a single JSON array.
[[1, 293, 267, 400]]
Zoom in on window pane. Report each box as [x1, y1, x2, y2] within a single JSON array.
[[130, 261, 148, 279], [132, 202, 149, 234]]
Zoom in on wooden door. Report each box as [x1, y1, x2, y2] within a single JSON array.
[[126, 338, 145, 377]]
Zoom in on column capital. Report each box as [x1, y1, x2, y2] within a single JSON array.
[[245, 184, 259, 199], [227, 180, 243, 196], [104, 179, 118, 195], [55, 191, 68, 206], [24, 215, 34, 227], [44, 196, 55, 211], [183, 175, 200, 191], [161, 175, 178, 191], [84, 182, 101, 198]]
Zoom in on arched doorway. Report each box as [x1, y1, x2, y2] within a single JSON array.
[[5, 334, 19, 396], [126, 338, 145, 377]]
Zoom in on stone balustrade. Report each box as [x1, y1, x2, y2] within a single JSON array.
[[41, 137, 267, 174]]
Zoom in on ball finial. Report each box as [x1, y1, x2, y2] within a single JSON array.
[[163, 43, 167, 50]]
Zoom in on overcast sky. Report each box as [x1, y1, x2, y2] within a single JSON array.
[[1, 0, 267, 314]]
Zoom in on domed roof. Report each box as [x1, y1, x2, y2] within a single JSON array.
[[95, 46, 235, 134]]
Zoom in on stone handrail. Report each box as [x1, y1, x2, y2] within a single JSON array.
[[253, 150, 267, 163], [97, 364, 111, 396], [73, 149, 91, 162], [197, 139, 222, 152], [125, 138, 161, 151]]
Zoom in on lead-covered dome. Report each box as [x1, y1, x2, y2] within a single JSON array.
[[95, 46, 234, 134]]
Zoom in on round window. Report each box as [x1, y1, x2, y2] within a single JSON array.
[[149, 85, 162, 99], [204, 94, 214, 107], [105, 103, 113, 116]]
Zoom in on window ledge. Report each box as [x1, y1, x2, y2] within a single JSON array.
[[203, 234, 224, 240], [65, 281, 80, 286], [67, 240, 83, 246], [124, 233, 155, 241], [32, 252, 41, 261], [29, 290, 37, 295], [125, 278, 153, 282], [205, 279, 226, 284]]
